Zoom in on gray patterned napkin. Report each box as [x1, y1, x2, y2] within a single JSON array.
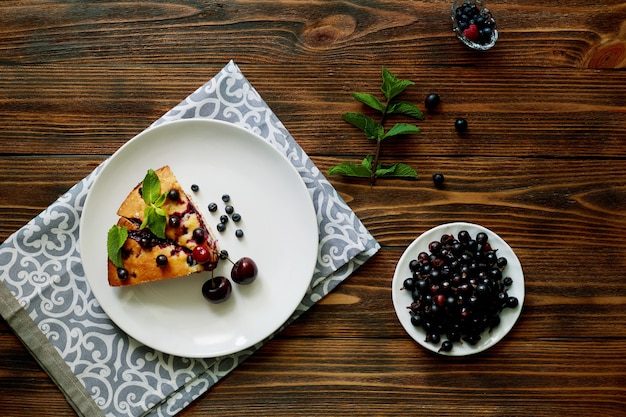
[[0, 61, 379, 417]]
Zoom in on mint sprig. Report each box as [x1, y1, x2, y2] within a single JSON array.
[[328, 67, 423, 185], [139, 169, 167, 239], [107, 225, 128, 268]]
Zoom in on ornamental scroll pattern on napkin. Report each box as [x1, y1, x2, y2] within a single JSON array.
[[0, 61, 379, 417]]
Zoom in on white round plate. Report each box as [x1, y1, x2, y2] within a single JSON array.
[[392, 222, 524, 356], [80, 119, 318, 358]]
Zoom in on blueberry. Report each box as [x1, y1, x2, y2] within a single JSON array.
[[208, 202, 218, 212], [455, 118, 468, 132], [438, 340, 453, 353], [225, 205, 234, 215], [235, 229, 244, 238], [167, 189, 180, 201], [231, 213, 242, 222], [191, 184, 199, 192], [221, 194, 230, 202], [168, 215, 181, 228], [507, 296, 519, 308], [193, 228, 206, 243], [156, 255, 168, 267], [217, 223, 226, 232], [432, 173, 445, 188], [117, 267, 129, 281], [424, 93, 441, 111], [220, 214, 229, 224]]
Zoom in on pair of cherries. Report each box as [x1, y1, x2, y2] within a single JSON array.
[[201, 255, 258, 303]]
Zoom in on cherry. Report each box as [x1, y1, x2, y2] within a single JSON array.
[[202, 276, 232, 303], [231, 257, 258, 285], [192, 245, 212, 264]]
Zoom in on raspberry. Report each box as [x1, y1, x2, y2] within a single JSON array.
[[463, 24, 480, 42]]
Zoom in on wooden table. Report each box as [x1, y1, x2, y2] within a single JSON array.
[[1, 1, 625, 416]]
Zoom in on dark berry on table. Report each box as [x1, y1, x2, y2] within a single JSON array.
[[208, 202, 218, 212], [454, 118, 468, 132], [231, 257, 258, 285], [221, 194, 230, 202], [432, 173, 445, 188], [192, 227, 206, 243], [231, 213, 242, 222], [117, 267, 129, 281], [167, 189, 180, 201], [202, 276, 232, 304], [168, 215, 181, 228], [156, 254, 168, 267], [219, 249, 229, 260], [217, 223, 226, 232], [191, 184, 199, 192], [220, 214, 229, 224], [225, 205, 234, 215], [235, 229, 244, 238], [424, 93, 441, 111]]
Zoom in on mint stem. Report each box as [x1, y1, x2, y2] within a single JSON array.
[[370, 103, 390, 185]]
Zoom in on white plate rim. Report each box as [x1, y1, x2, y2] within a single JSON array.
[[391, 222, 524, 356], [79, 119, 319, 358]]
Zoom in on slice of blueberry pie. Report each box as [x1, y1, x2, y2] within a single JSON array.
[[107, 166, 219, 286]]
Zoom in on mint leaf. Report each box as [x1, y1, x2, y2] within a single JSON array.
[[140, 205, 154, 230], [342, 112, 383, 140], [388, 101, 424, 119], [352, 92, 385, 112], [327, 162, 373, 177], [141, 169, 161, 205], [381, 67, 414, 100], [107, 225, 128, 268], [149, 209, 166, 238], [138, 169, 167, 238], [142, 205, 166, 238], [154, 191, 167, 208], [383, 123, 421, 139], [376, 162, 418, 179], [362, 155, 374, 170]]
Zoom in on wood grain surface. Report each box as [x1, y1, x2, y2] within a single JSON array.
[[1, 0, 626, 416]]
